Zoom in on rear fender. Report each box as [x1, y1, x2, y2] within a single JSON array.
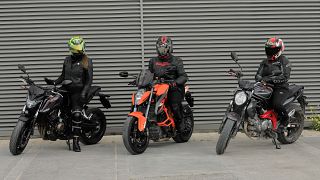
[[128, 111, 147, 132], [98, 93, 111, 109]]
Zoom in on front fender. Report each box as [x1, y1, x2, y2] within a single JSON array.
[[226, 112, 241, 122], [219, 112, 241, 134], [128, 111, 147, 132], [18, 114, 30, 122]]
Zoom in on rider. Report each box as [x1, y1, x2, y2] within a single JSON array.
[[45, 36, 93, 152], [255, 37, 291, 131], [148, 36, 188, 132]]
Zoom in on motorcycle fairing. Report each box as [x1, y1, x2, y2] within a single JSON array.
[[128, 111, 147, 132], [154, 84, 169, 96], [137, 91, 151, 105]]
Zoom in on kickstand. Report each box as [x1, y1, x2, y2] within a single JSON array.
[[272, 138, 281, 149], [66, 139, 71, 151]]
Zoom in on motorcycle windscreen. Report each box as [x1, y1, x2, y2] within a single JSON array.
[[28, 85, 45, 100], [136, 70, 154, 88]]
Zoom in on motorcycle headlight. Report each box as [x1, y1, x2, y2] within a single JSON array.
[[135, 89, 145, 105], [26, 98, 37, 108], [234, 91, 247, 105]]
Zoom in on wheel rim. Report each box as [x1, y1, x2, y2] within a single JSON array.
[[130, 119, 148, 150], [18, 126, 30, 150], [83, 113, 103, 139]]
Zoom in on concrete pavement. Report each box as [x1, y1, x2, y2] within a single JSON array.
[[1, 130, 320, 180]]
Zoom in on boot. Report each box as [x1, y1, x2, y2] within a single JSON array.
[[73, 136, 81, 152]]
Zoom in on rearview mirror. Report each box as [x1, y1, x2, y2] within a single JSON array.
[[119, 71, 129, 78], [18, 64, 27, 74], [231, 52, 239, 62], [62, 80, 72, 86]]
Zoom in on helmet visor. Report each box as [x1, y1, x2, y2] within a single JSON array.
[[157, 44, 170, 56], [265, 46, 280, 57]]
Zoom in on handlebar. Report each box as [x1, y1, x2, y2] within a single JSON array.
[[227, 69, 243, 78], [127, 78, 175, 87]]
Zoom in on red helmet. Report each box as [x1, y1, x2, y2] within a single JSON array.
[[156, 36, 172, 59], [265, 37, 285, 61]]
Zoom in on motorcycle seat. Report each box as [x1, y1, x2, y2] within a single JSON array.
[[287, 84, 303, 98], [283, 84, 304, 106]]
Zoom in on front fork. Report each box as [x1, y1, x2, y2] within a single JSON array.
[[18, 105, 37, 137], [130, 88, 154, 132]]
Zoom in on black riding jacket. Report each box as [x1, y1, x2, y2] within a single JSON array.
[[55, 55, 93, 96], [255, 55, 291, 88], [148, 55, 188, 86]]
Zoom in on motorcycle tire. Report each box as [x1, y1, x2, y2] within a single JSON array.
[[80, 108, 106, 145], [123, 116, 149, 155], [216, 119, 236, 155], [173, 105, 194, 143], [277, 104, 304, 144], [9, 121, 31, 155]]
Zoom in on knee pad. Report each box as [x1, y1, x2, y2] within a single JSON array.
[[72, 111, 82, 123]]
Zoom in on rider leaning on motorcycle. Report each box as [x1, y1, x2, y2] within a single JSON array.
[[255, 37, 292, 131], [148, 36, 188, 132], [45, 36, 93, 152]]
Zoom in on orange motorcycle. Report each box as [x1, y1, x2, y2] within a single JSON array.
[[119, 70, 194, 154]]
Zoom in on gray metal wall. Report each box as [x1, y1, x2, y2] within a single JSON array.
[[0, 0, 319, 137]]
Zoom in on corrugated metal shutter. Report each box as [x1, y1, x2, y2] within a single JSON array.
[[0, 0, 319, 137], [0, 0, 142, 137], [142, 0, 320, 130]]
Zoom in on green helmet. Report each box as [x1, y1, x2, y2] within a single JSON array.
[[68, 36, 85, 55]]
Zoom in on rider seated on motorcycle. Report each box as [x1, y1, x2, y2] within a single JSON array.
[[148, 36, 188, 132], [255, 37, 292, 131], [45, 36, 93, 152]]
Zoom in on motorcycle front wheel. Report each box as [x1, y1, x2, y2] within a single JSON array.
[[216, 119, 236, 155], [9, 121, 31, 155], [122, 116, 149, 155]]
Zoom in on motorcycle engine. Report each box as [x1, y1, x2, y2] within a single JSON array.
[[245, 111, 273, 138]]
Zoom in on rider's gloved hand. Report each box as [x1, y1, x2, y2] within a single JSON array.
[[44, 77, 55, 85], [169, 81, 177, 88]]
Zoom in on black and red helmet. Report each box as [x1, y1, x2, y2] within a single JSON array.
[[156, 36, 173, 59], [265, 37, 285, 61]]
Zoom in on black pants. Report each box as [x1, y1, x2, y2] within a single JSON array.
[[167, 86, 184, 124], [271, 87, 289, 125], [69, 88, 84, 136]]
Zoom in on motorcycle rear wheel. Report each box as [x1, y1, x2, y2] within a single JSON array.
[[277, 104, 304, 144], [173, 105, 194, 143], [80, 108, 106, 145]]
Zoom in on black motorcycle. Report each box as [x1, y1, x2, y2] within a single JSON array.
[[9, 64, 111, 155], [216, 52, 307, 155]]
